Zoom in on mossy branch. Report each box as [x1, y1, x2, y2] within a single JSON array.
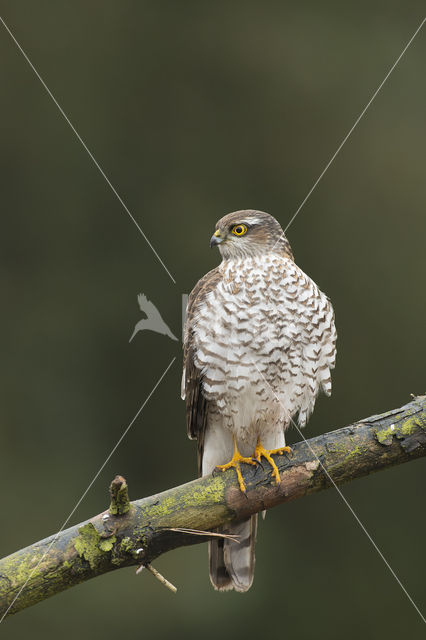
[[1, 396, 425, 618]]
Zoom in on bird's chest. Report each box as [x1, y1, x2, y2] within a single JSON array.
[[210, 257, 296, 348], [194, 256, 299, 398], [217, 263, 283, 346]]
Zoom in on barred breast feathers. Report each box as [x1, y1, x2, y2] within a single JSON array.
[[184, 253, 336, 437]]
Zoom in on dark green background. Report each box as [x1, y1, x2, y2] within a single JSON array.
[[1, 2, 425, 638]]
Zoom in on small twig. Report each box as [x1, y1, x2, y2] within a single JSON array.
[[166, 527, 240, 542], [109, 475, 130, 515], [136, 563, 177, 593]]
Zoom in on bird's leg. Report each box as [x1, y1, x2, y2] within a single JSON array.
[[216, 436, 257, 493], [253, 438, 293, 484]]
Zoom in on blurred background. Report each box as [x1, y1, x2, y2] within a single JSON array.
[[1, 1, 425, 638]]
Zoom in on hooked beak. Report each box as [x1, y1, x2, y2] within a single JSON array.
[[210, 229, 223, 248]]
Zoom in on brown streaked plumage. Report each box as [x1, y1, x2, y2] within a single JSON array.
[[182, 209, 336, 591], [182, 266, 221, 474]]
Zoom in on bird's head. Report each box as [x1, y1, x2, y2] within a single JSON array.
[[210, 209, 294, 261]]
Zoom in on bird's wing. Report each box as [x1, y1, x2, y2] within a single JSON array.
[[182, 267, 221, 475], [293, 265, 337, 427]]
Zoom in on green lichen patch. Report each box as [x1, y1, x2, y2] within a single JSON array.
[[109, 535, 144, 566], [184, 475, 226, 507], [135, 474, 230, 534], [99, 536, 116, 552], [376, 424, 398, 445], [376, 413, 425, 446], [344, 445, 362, 461], [119, 537, 133, 553], [146, 475, 226, 520], [74, 523, 116, 569], [400, 415, 425, 436]]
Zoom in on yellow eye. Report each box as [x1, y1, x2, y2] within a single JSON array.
[[231, 224, 247, 236]]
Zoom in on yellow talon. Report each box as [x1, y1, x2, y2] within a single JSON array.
[[254, 439, 293, 484], [216, 438, 257, 493]]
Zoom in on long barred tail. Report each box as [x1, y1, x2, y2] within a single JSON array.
[[209, 515, 257, 592]]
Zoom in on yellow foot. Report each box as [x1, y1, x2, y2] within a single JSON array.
[[216, 445, 257, 493], [254, 440, 293, 484]]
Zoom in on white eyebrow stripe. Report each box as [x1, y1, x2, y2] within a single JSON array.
[[240, 218, 261, 225]]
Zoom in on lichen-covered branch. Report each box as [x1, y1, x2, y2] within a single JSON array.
[[1, 396, 425, 618]]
